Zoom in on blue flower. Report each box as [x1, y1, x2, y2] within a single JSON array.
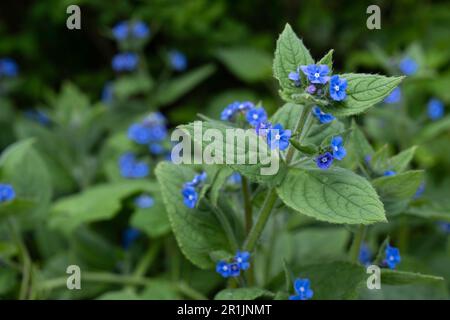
[[255, 121, 272, 137], [238, 101, 255, 112], [112, 52, 139, 72], [24, 109, 50, 126], [330, 136, 346, 160], [384, 170, 396, 176], [288, 67, 301, 86], [0, 184, 15, 203], [0, 58, 18, 77], [216, 261, 231, 278], [383, 87, 402, 104], [148, 125, 167, 141], [438, 222, 450, 233], [234, 251, 250, 270], [359, 243, 372, 266], [220, 101, 240, 121], [143, 112, 166, 126], [149, 143, 165, 155], [414, 182, 425, 199], [267, 124, 291, 151], [112, 21, 129, 41], [119, 153, 149, 179], [182, 186, 198, 209], [316, 152, 334, 170], [399, 57, 418, 76], [306, 84, 317, 94], [229, 263, 241, 277], [427, 98, 444, 120], [185, 172, 207, 188], [289, 278, 314, 300], [312, 106, 335, 124], [128, 123, 152, 144], [134, 194, 154, 209], [228, 172, 242, 184], [122, 228, 140, 249], [132, 21, 150, 38], [384, 244, 401, 269], [300, 64, 330, 84], [101, 82, 114, 105], [329, 75, 347, 101], [169, 50, 187, 71], [246, 107, 268, 127]]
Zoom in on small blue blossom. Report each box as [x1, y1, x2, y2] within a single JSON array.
[[229, 263, 241, 277], [132, 21, 150, 38], [112, 52, 139, 72], [128, 123, 152, 144], [255, 121, 272, 137], [182, 186, 198, 209], [316, 152, 334, 170], [0, 58, 18, 77], [312, 106, 335, 124], [365, 154, 372, 164], [384, 170, 396, 176], [438, 222, 450, 233], [329, 75, 347, 101], [289, 278, 314, 300], [216, 261, 231, 278], [414, 182, 425, 199], [267, 124, 291, 151], [119, 153, 149, 179], [228, 172, 242, 184], [149, 143, 165, 155], [220, 101, 240, 121], [122, 228, 140, 249], [359, 243, 372, 266], [143, 112, 166, 126], [185, 172, 207, 188], [0, 184, 15, 203], [427, 98, 444, 120], [306, 84, 317, 94], [246, 107, 268, 127], [237, 101, 255, 112], [384, 244, 401, 269], [300, 64, 330, 84], [330, 136, 346, 160], [234, 251, 250, 270], [288, 67, 301, 86], [101, 82, 114, 105], [134, 194, 154, 209], [383, 87, 402, 104], [112, 21, 129, 41], [399, 57, 418, 76], [24, 109, 50, 126], [169, 50, 187, 71]]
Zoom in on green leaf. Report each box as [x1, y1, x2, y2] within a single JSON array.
[[416, 115, 450, 143], [114, 73, 153, 100], [289, 140, 317, 155], [156, 64, 215, 107], [49, 180, 158, 233], [389, 146, 417, 173], [323, 74, 404, 117], [277, 167, 386, 225], [349, 120, 374, 163], [273, 23, 314, 91], [214, 288, 274, 300], [381, 269, 444, 285], [269, 103, 302, 131], [130, 193, 171, 238], [317, 49, 334, 73], [216, 47, 272, 83], [208, 166, 233, 206], [155, 162, 232, 269], [370, 144, 390, 174]]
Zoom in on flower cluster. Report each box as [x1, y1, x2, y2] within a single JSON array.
[[216, 251, 250, 278], [0, 184, 15, 203], [181, 172, 207, 209], [427, 98, 444, 121], [119, 153, 149, 179], [315, 136, 346, 169], [289, 64, 348, 101], [0, 58, 18, 78], [384, 244, 401, 269], [289, 278, 314, 300], [220, 101, 255, 121], [128, 112, 167, 146], [312, 106, 335, 124], [168, 50, 187, 71], [134, 194, 155, 209], [112, 20, 150, 41], [112, 52, 139, 72]]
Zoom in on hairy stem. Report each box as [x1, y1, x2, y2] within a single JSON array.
[[350, 225, 366, 263]]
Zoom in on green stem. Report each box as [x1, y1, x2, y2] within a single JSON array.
[[243, 189, 278, 252], [350, 225, 366, 263], [206, 203, 239, 251], [241, 176, 253, 234]]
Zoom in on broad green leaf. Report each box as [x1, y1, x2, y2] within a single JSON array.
[[130, 193, 171, 238], [317, 49, 334, 73], [273, 23, 314, 90], [277, 167, 386, 225], [208, 166, 233, 206], [323, 74, 404, 117], [389, 146, 417, 173], [349, 121, 374, 163], [216, 47, 272, 83], [292, 262, 366, 299], [155, 162, 232, 269], [305, 119, 345, 146], [370, 144, 390, 174], [215, 288, 274, 300], [49, 180, 158, 233], [156, 64, 215, 107], [381, 269, 444, 285], [269, 103, 303, 132]]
